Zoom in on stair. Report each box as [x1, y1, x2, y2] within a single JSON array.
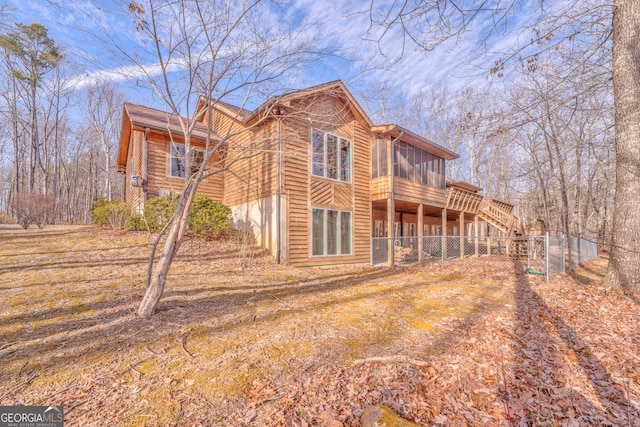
[[447, 188, 529, 258], [479, 200, 528, 258]]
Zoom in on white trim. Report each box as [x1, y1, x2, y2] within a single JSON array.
[[310, 207, 353, 257], [310, 127, 353, 184], [168, 142, 205, 179]]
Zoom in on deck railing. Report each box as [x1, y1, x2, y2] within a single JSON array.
[[446, 187, 483, 213], [446, 188, 522, 236]]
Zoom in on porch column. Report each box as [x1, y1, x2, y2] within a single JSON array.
[[441, 208, 447, 261], [417, 204, 423, 262], [459, 211, 465, 259], [387, 137, 394, 267], [474, 214, 479, 257], [387, 197, 394, 267]]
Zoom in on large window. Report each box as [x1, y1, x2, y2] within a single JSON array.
[[312, 129, 351, 182], [170, 143, 204, 178], [312, 208, 352, 256]]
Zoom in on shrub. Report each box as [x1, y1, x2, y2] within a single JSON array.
[[10, 191, 54, 229], [91, 199, 132, 230], [139, 194, 179, 232], [188, 193, 232, 238], [128, 214, 147, 231], [128, 193, 231, 237], [91, 198, 110, 226]]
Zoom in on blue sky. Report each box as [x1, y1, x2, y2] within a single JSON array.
[[1, 0, 541, 117]]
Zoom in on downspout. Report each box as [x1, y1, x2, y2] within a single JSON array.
[[390, 131, 404, 235], [143, 127, 149, 205], [275, 116, 282, 264], [387, 131, 403, 266]]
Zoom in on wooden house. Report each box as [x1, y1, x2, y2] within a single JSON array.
[[116, 103, 225, 212], [117, 80, 522, 266]]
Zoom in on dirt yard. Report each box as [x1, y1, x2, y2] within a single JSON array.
[[0, 225, 638, 426]]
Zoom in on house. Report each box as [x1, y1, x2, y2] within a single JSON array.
[[117, 102, 225, 211], [117, 80, 523, 266]]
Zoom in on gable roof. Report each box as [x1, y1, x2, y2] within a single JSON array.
[[195, 96, 253, 122], [371, 124, 459, 160], [117, 102, 220, 172], [243, 80, 374, 126], [197, 80, 374, 128]]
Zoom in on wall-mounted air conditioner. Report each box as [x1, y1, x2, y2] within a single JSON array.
[[130, 175, 144, 187]]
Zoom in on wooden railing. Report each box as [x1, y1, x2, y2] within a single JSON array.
[[446, 187, 484, 213], [446, 187, 523, 237], [478, 199, 514, 230], [490, 199, 514, 213]]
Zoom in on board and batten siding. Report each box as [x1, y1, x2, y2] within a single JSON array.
[[281, 94, 371, 266]]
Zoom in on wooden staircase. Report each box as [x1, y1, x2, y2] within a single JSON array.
[[447, 188, 528, 258]]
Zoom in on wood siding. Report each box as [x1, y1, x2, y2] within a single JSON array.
[[281, 94, 371, 266], [125, 130, 144, 208], [370, 175, 446, 207], [310, 179, 353, 210], [206, 109, 277, 207], [144, 130, 224, 201]]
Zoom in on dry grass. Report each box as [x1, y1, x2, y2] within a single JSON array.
[[0, 226, 638, 426]]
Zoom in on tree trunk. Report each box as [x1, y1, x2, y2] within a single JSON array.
[[605, 0, 640, 292], [138, 184, 197, 319], [29, 82, 38, 191]]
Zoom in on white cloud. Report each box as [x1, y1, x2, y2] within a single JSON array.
[[5, 0, 541, 112]]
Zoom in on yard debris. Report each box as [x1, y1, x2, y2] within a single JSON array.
[[0, 227, 638, 426], [361, 405, 421, 427]]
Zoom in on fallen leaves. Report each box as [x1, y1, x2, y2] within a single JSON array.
[[1, 228, 638, 426]]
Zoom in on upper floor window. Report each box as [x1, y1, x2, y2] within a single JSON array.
[[371, 138, 389, 179], [392, 140, 445, 189], [170, 143, 204, 178], [312, 129, 351, 182]]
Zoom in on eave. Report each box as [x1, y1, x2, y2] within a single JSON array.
[[372, 124, 459, 160]]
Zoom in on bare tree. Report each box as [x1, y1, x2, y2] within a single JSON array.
[[0, 23, 63, 191], [81, 81, 125, 201], [605, 0, 640, 291], [366, 0, 638, 292], [79, 0, 324, 318]]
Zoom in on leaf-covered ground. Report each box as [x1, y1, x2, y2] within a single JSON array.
[[0, 225, 638, 426]]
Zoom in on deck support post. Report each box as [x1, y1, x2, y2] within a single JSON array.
[[441, 208, 447, 263], [459, 211, 465, 259], [487, 223, 492, 257], [417, 204, 423, 262], [387, 197, 394, 267], [474, 214, 479, 257]]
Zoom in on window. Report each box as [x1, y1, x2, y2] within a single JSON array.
[[311, 129, 351, 182], [170, 143, 204, 178], [398, 141, 408, 179], [371, 138, 388, 179], [392, 141, 445, 189], [407, 144, 415, 182], [311, 208, 352, 256]]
